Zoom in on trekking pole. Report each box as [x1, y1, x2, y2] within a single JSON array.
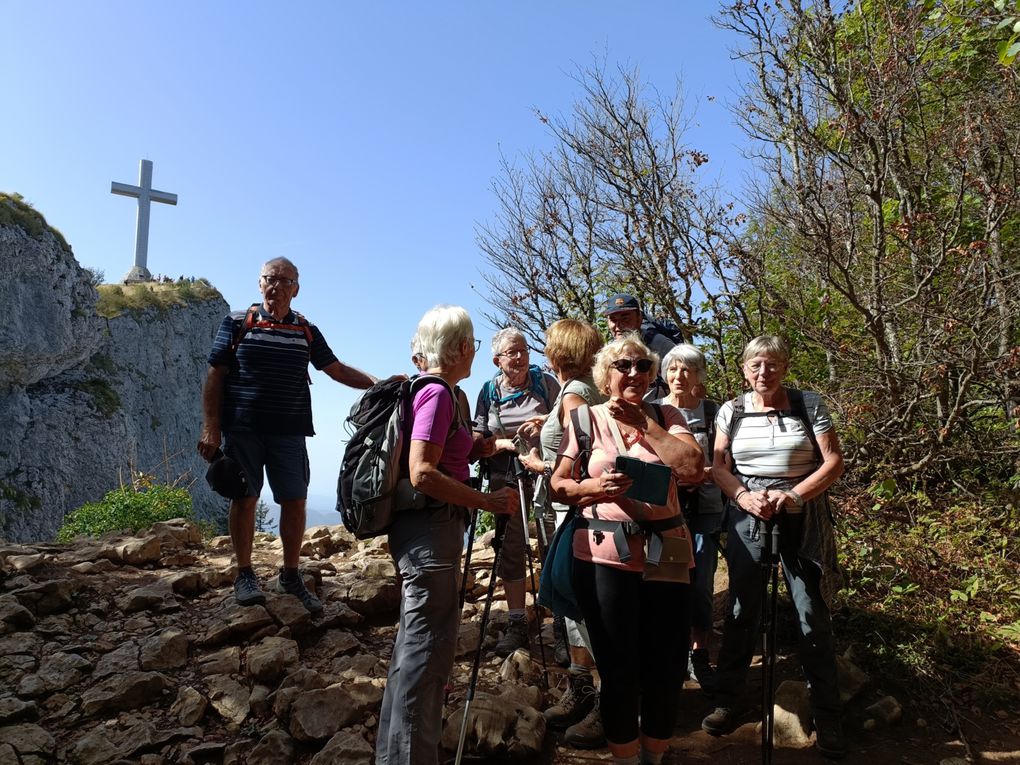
[[454, 512, 511, 765], [513, 458, 549, 690], [459, 465, 486, 612], [533, 475, 551, 558], [761, 517, 780, 765], [459, 508, 479, 611]]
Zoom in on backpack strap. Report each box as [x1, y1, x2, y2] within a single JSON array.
[[529, 365, 552, 409], [400, 375, 462, 483], [726, 394, 748, 452], [233, 304, 316, 347], [569, 405, 594, 481], [785, 388, 821, 465], [289, 310, 315, 345], [409, 374, 461, 439], [485, 367, 552, 435], [231, 303, 261, 353], [702, 399, 719, 456]]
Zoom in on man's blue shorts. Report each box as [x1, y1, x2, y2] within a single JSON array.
[[223, 431, 309, 503]]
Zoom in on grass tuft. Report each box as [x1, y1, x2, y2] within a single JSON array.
[[0, 192, 72, 252], [96, 278, 222, 318]]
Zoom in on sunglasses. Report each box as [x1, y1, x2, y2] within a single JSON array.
[[610, 358, 653, 374]]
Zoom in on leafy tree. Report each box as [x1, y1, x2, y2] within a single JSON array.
[[476, 63, 753, 395], [716, 0, 1020, 487]]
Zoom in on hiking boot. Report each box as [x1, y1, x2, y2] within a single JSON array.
[[553, 615, 570, 667], [690, 648, 717, 694], [274, 571, 323, 614], [543, 672, 596, 730], [495, 618, 529, 657], [563, 696, 606, 749], [701, 705, 739, 735], [814, 716, 847, 759], [233, 569, 266, 606]]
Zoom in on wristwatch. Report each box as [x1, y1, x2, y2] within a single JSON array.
[[787, 489, 805, 509]]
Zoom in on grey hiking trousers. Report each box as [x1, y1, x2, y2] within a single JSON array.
[[713, 498, 841, 717], [376, 503, 465, 765]]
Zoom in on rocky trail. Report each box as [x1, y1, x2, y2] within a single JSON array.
[[1, 520, 1018, 764]]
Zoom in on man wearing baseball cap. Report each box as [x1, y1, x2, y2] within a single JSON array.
[[601, 292, 678, 400]]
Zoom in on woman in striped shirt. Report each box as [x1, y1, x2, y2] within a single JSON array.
[[701, 335, 847, 760]]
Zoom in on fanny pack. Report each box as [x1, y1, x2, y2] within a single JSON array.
[[643, 528, 692, 583], [576, 514, 691, 583]]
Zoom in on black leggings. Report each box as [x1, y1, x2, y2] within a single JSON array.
[[572, 557, 691, 743]]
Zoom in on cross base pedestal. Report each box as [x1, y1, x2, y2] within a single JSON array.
[[123, 265, 153, 283]]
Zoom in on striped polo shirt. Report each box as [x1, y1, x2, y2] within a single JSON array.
[[716, 391, 831, 478], [208, 306, 338, 436]]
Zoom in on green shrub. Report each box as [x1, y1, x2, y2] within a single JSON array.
[[57, 481, 193, 542], [835, 490, 1020, 706]]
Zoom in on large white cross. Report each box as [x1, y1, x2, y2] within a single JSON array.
[[111, 159, 178, 282]]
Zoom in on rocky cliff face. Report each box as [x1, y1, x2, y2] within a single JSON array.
[[0, 199, 229, 543]]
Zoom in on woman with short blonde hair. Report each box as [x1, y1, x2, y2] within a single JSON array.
[[550, 334, 702, 765]]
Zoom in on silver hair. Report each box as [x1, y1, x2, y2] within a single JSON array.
[[661, 343, 708, 384], [592, 332, 660, 395], [741, 335, 790, 365], [416, 305, 474, 368], [490, 327, 527, 356], [261, 257, 299, 280]]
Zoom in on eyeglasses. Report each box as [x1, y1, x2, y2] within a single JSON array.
[[261, 275, 297, 287], [471, 338, 482, 351], [497, 348, 528, 359], [610, 358, 653, 374], [745, 361, 783, 374]]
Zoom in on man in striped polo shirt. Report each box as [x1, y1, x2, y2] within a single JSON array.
[[198, 257, 377, 611]]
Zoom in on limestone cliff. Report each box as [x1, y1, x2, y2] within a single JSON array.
[[0, 195, 229, 542]]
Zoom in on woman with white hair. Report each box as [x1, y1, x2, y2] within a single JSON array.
[[656, 343, 724, 692], [376, 305, 518, 765], [472, 326, 560, 657], [551, 333, 703, 765]]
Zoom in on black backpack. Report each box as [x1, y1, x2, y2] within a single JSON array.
[[336, 374, 457, 539], [641, 317, 687, 347]]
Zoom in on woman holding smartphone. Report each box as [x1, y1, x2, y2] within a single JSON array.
[[550, 333, 702, 765]]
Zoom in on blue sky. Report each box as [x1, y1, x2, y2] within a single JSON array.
[[3, 1, 750, 520]]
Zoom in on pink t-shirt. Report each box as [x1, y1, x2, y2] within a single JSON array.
[[559, 403, 694, 572], [410, 383, 473, 482]]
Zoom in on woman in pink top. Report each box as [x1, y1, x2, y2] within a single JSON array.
[[551, 333, 703, 765], [376, 305, 518, 765]]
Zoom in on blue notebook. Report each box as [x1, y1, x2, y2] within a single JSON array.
[[615, 456, 672, 505]]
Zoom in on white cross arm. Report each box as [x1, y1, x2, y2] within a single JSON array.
[[110, 182, 178, 206]]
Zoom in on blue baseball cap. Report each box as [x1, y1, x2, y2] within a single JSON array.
[[602, 293, 640, 315]]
